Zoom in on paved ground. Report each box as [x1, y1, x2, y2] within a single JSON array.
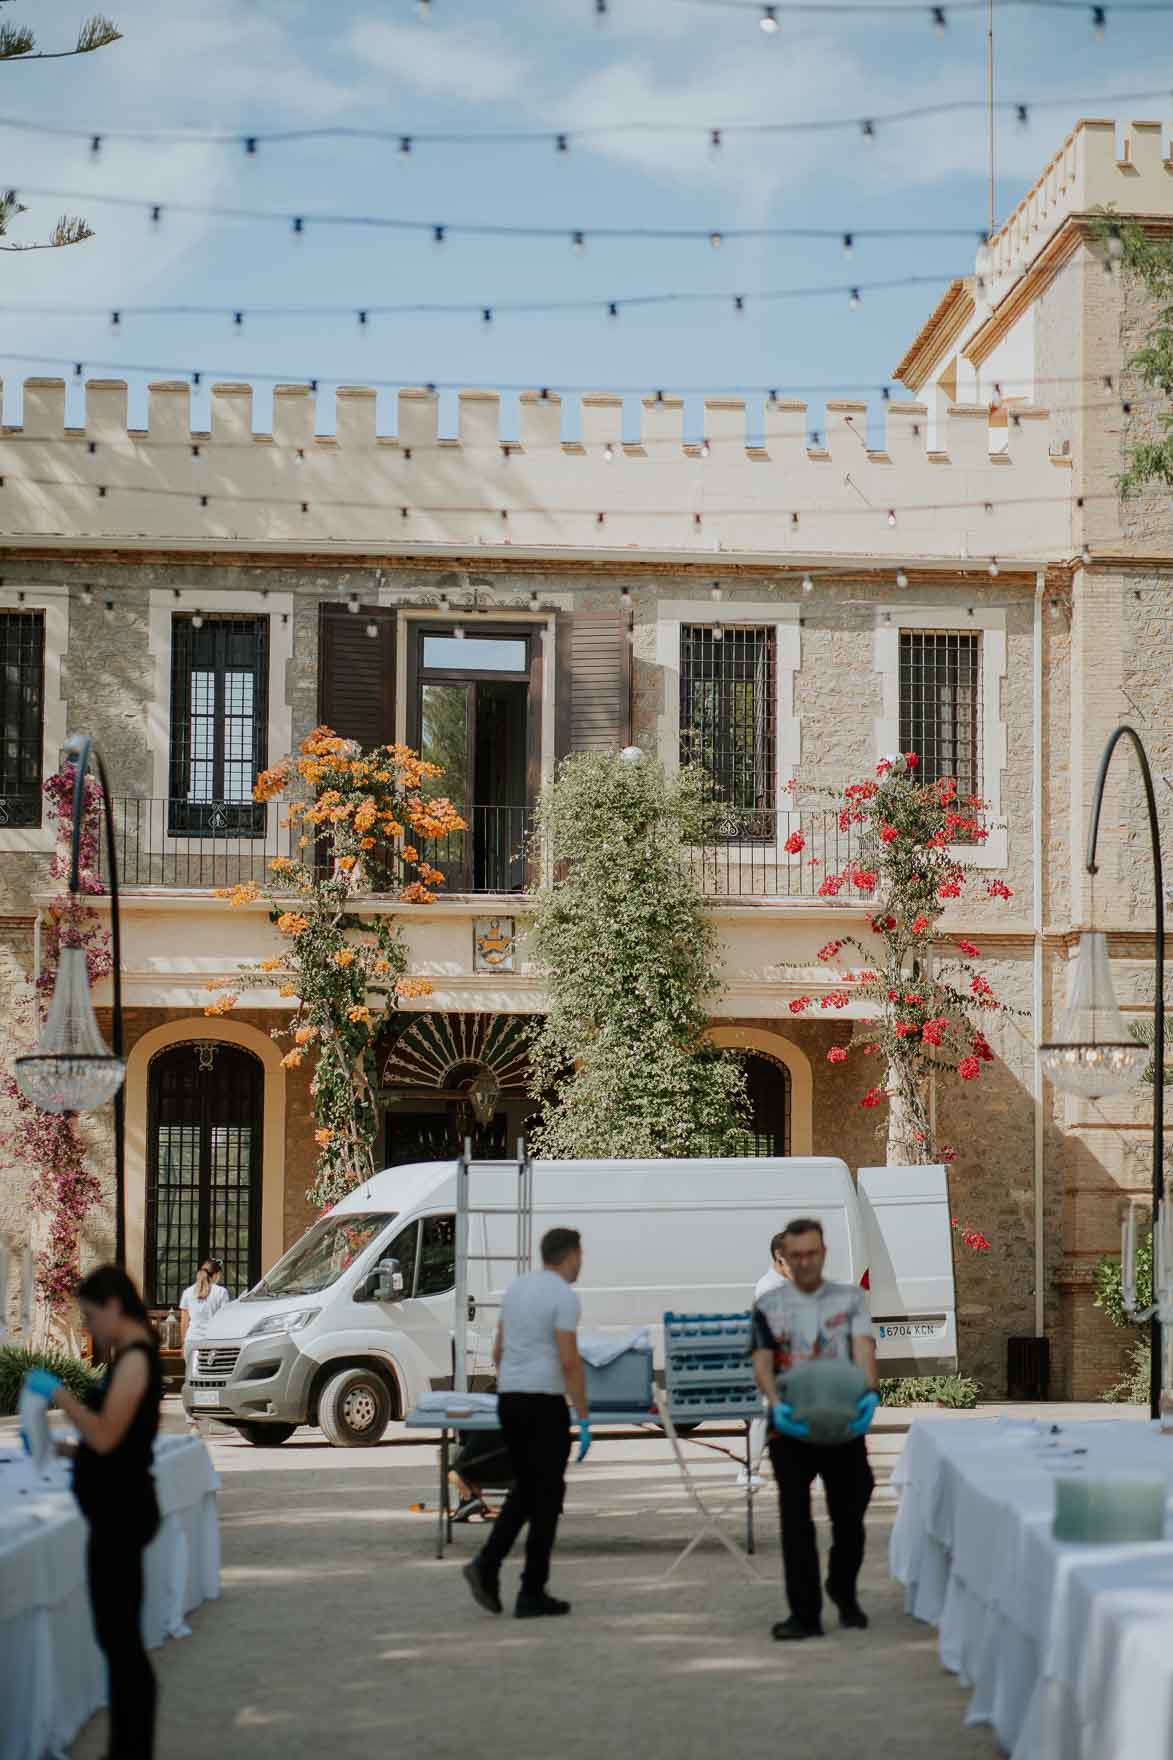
[[58, 1401, 1127, 1759]]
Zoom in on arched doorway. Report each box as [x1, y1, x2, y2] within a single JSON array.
[[145, 1041, 263, 1306], [378, 1012, 538, 1164], [739, 1052, 792, 1156]]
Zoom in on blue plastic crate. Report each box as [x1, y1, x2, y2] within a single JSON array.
[[583, 1343, 654, 1413]]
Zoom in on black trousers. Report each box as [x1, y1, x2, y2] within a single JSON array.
[[86, 1504, 160, 1759], [768, 1434, 874, 1629], [477, 1393, 571, 1594]]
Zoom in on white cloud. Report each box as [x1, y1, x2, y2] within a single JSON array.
[[344, 21, 528, 101]]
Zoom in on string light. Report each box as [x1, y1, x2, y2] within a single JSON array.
[[887, 510, 897, 526], [849, 287, 861, 309], [710, 581, 722, 602], [712, 623, 724, 642], [1092, 2, 1107, 29], [896, 568, 909, 587], [709, 231, 723, 248], [620, 586, 632, 608], [572, 230, 586, 254], [103, 595, 114, 617], [700, 438, 711, 458], [453, 623, 466, 640], [556, 133, 569, 153], [760, 5, 780, 28], [150, 204, 161, 224], [399, 135, 412, 159], [861, 120, 876, 143], [603, 443, 615, 461], [1081, 543, 1092, 563], [366, 618, 379, 637], [191, 609, 204, 628], [842, 233, 854, 255], [801, 574, 814, 595], [347, 592, 359, 613], [529, 589, 540, 610], [1016, 103, 1030, 128], [932, 4, 947, 27], [417, 0, 431, 14], [710, 129, 722, 151], [988, 558, 1000, 576], [733, 295, 745, 314], [80, 585, 94, 607]]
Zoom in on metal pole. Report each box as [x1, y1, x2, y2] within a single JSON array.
[[453, 1139, 471, 1393], [986, 0, 996, 236], [1084, 725, 1165, 1420]]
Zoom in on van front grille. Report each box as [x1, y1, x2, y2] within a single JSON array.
[[195, 1345, 240, 1376]]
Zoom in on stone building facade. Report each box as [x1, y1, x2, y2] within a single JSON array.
[[0, 117, 1169, 1398]]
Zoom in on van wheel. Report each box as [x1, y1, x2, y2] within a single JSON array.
[[318, 1367, 393, 1447], [236, 1422, 297, 1447]]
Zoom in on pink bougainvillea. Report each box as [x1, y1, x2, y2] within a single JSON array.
[[0, 768, 111, 1312]]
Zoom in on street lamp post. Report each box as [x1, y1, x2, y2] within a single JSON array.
[[14, 735, 127, 1267], [1039, 725, 1166, 1419]]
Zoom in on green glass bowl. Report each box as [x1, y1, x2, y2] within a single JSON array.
[[781, 1358, 868, 1445]]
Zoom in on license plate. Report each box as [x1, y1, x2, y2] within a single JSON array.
[[193, 1390, 225, 1407]]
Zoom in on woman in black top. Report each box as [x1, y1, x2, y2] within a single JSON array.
[[37, 1265, 164, 1759]]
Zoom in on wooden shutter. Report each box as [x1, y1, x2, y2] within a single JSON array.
[[555, 610, 631, 757], [317, 603, 396, 750]]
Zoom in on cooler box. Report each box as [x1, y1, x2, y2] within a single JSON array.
[[582, 1339, 654, 1412]]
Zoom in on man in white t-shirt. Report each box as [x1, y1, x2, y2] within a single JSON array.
[[463, 1228, 588, 1621]]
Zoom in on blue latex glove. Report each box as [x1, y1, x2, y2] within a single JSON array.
[[575, 1417, 591, 1463], [23, 1368, 61, 1402], [19, 1429, 30, 1456], [771, 1401, 810, 1440], [847, 1390, 881, 1438]]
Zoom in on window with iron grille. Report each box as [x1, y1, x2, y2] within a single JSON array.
[[168, 614, 268, 835], [0, 610, 45, 829], [899, 630, 982, 799], [680, 626, 776, 837]]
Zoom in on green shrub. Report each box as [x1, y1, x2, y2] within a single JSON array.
[[878, 1374, 979, 1409], [1102, 1336, 1152, 1405], [0, 1344, 103, 1416], [1093, 1230, 1153, 1329]]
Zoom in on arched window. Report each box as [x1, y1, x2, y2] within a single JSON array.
[[740, 1052, 792, 1156], [146, 1041, 263, 1307]]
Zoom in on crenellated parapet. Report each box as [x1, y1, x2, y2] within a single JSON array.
[[977, 118, 1173, 311], [0, 375, 1072, 562]]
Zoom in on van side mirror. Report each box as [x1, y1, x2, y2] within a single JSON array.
[[355, 1257, 405, 1304]]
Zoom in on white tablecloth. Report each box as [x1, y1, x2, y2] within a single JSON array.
[[0, 1433, 220, 1760], [890, 1415, 1173, 1758]]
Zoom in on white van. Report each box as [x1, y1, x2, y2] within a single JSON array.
[[183, 1156, 957, 1446]]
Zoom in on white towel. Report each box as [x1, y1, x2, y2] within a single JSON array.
[[578, 1329, 653, 1369], [415, 1391, 499, 1416]]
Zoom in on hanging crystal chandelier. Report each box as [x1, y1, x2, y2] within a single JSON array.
[[14, 946, 126, 1114], [1039, 930, 1145, 1100]]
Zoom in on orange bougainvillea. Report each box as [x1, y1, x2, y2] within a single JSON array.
[[209, 727, 461, 1211]]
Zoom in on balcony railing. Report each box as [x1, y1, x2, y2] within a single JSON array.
[[97, 799, 860, 900]]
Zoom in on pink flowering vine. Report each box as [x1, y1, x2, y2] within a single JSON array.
[[0, 767, 110, 1313]]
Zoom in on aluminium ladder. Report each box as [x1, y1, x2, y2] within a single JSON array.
[[452, 1136, 533, 1394]]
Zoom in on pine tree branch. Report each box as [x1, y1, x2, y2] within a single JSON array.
[[0, 14, 120, 61], [0, 212, 93, 250]]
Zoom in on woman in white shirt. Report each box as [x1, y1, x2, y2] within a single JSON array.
[[179, 1259, 231, 1367]]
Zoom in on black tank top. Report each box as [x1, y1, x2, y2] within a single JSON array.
[[72, 1335, 163, 1526]]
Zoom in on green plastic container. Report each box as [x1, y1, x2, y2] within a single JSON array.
[[780, 1358, 868, 1446], [1053, 1475, 1169, 1544]]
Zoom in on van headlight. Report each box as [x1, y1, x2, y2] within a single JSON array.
[[247, 1309, 320, 1338]]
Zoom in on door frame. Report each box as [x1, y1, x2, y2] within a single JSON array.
[[144, 1039, 264, 1308]]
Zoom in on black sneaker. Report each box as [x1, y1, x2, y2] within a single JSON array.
[[771, 1615, 823, 1641], [515, 1591, 571, 1618], [463, 1558, 502, 1615], [826, 1582, 869, 1629]]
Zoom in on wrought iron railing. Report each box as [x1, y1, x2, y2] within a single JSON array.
[[100, 799, 862, 900]]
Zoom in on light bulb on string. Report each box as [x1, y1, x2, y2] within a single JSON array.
[[849, 288, 861, 310], [80, 585, 94, 608], [556, 134, 569, 154], [861, 120, 876, 144], [1016, 103, 1029, 130], [347, 593, 359, 614], [734, 295, 745, 315], [529, 590, 540, 611], [988, 558, 999, 578], [700, 438, 710, 458], [433, 224, 445, 247], [712, 624, 724, 642], [453, 623, 466, 641], [150, 204, 162, 225], [931, 5, 947, 30], [896, 569, 909, 588], [417, 0, 431, 14], [842, 233, 854, 256], [1091, 4, 1106, 34], [1107, 224, 1123, 261], [801, 575, 814, 596], [603, 443, 615, 462], [710, 129, 722, 153], [1081, 544, 1092, 565], [760, 5, 779, 30], [572, 230, 586, 254], [607, 302, 619, 320], [709, 231, 723, 249], [710, 581, 722, 602], [399, 135, 412, 160], [620, 586, 632, 609], [191, 609, 204, 629], [103, 597, 114, 618]]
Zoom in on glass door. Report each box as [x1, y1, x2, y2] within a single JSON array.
[[414, 629, 534, 892]]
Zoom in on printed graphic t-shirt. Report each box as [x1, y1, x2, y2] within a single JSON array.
[[497, 1268, 581, 1397], [750, 1279, 874, 1374]]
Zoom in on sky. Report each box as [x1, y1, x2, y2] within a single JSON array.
[[3, 0, 1173, 440]]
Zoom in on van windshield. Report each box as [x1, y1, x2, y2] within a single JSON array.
[[243, 1214, 396, 1300]]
